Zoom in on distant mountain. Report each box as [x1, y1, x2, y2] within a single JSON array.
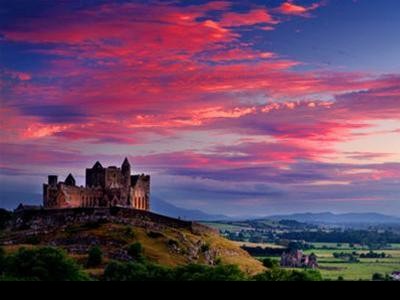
[[265, 212, 400, 225], [151, 197, 230, 221]]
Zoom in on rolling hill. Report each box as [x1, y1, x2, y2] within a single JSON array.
[[0, 207, 264, 276]]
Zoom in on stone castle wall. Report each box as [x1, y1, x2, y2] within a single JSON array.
[[43, 159, 150, 210], [8, 207, 216, 235]]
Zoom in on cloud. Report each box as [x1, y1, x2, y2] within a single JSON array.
[[277, 1, 324, 16], [1, 0, 400, 215], [219, 8, 278, 27]]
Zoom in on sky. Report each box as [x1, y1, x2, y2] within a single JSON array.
[[0, 0, 399, 216]]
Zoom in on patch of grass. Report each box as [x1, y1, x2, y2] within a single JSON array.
[[205, 233, 265, 275], [307, 247, 400, 280], [200, 222, 249, 232], [232, 241, 285, 249]]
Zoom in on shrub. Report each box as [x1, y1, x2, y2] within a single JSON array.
[[173, 263, 247, 281], [253, 267, 292, 281], [4, 247, 89, 281], [103, 261, 171, 281], [127, 242, 144, 261], [200, 243, 210, 252], [372, 273, 385, 281], [103, 260, 247, 281], [86, 246, 103, 267], [262, 258, 279, 269], [253, 268, 322, 281]]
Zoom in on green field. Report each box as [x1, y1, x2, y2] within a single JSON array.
[[309, 242, 369, 250], [201, 222, 250, 232], [258, 244, 400, 280], [304, 249, 400, 280]]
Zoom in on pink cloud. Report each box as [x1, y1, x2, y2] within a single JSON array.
[[277, 1, 324, 16], [219, 8, 278, 27], [1, 1, 399, 182]]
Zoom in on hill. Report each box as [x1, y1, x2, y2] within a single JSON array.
[[0, 207, 264, 276], [265, 212, 400, 225]]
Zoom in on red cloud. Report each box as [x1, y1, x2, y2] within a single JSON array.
[[278, 1, 323, 16], [1, 1, 399, 166], [219, 8, 278, 27]]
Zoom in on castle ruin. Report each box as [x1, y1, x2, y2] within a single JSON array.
[[280, 250, 318, 269], [43, 158, 150, 210]]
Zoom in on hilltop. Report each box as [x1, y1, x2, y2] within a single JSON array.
[[0, 207, 264, 277]]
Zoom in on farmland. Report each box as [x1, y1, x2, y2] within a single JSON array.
[[204, 218, 400, 281], [250, 243, 400, 280]]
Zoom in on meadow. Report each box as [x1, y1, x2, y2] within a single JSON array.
[[262, 243, 400, 280]]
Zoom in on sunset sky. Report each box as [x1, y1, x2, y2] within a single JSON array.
[[1, 0, 399, 216]]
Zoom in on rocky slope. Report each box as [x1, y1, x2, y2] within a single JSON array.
[[0, 207, 264, 276]]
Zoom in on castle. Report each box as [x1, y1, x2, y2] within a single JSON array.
[[280, 250, 318, 269], [43, 158, 150, 210]]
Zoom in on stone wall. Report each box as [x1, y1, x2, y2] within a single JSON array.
[[7, 207, 217, 235]]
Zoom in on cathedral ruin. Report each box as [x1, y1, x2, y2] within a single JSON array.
[[43, 158, 150, 210]]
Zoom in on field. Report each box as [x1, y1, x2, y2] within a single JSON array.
[[232, 241, 285, 249], [260, 242, 400, 280], [201, 222, 250, 232]]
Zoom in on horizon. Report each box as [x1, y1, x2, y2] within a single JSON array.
[[1, 0, 400, 216]]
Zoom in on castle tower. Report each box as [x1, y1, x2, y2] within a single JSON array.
[[121, 157, 131, 188], [48, 175, 58, 186], [65, 173, 76, 186]]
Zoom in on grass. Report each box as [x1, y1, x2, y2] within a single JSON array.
[[204, 233, 265, 275], [231, 241, 285, 249], [306, 246, 400, 280], [250, 242, 400, 280], [294, 248, 400, 280], [1, 222, 265, 277], [201, 222, 249, 232], [310, 242, 368, 249]]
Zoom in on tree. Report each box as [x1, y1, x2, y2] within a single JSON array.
[[289, 269, 323, 281], [262, 258, 278, 269], [253, 268, 322, 281], [127, 242, 144, 262], [173, 263, 247, 281], [372, 273, 385, 281], [253, 268, 291, 281], [4, 247, 89, 281], [103, 261, 247, 281], [87, 246, 103, 267], [104, 261, 172, 281]]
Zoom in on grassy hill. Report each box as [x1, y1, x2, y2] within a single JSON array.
[[0, 208, 264, 277]]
